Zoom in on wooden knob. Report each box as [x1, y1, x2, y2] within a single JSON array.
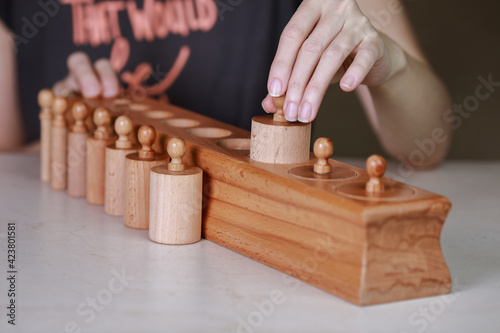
[[72, 102, 88, 134], [93, 107, 111, 140], [366, 154, 386, 193], [114, 116, 133, 149], [38, 89, 54, 109], [273, 96, 287, 122], [167, 138, 187, 172], [138, 125, 156, 159], [313, 137, 333, 174], [52, 97, 67, 127]]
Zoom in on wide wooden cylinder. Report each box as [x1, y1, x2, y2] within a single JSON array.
[[124, 154, 167, 229], [149, 166, 203, 245], [40, 118, 52, 182], [105, 145, 139, 216], [250, 115, 311, 164], [86, 137, 115, 205], [51, 126, 67, 190], [67, 132, 88, 197]]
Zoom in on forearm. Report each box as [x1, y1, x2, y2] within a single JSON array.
[[0, 21, 24, 150], [359, 40, 452, 167]]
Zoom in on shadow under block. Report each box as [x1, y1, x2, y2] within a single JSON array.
[[82, 97, 452, 306]]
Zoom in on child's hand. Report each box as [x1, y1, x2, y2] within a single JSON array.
[[53, 52, 120, 98], [263, 0, 406, 122]]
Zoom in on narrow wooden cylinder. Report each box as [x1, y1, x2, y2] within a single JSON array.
[[67, 132, 88, 197], [124, 154, 167, 229], [250, 115, 311, 164], [51, 126, 67, 190], [87, 137, 115, 205], [40, 118, 52, 182], [149, 166, 203, 245], [105, 145, 139, 216]]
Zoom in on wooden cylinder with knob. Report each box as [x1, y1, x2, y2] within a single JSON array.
[[86, 107, 116, 205], [124, 126, 167, 229], [366, 155, 386, 193], [314, 137, 333, 174], [250, 95, 311, 164], [38, 89, 54, 183], [105, 116, 139, 216], [50, 97, 68, 190], [149, 138, 203, 245], [67, 102, 89, 197]]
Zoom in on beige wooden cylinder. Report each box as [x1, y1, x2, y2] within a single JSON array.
[[105, 145, 139, 216], [124, 154, 167, 229], [149, 166, 203, 245], [250, 115, 311, 164], [50, 126, 67, 190], [67, 132, 88, 197], [40, 117, 52, 182], [86, 137, 115, 205]]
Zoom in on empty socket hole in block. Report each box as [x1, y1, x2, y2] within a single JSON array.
[[144, 110, 174, 119], [163, 118, 201, 128], [216, 138, 251, 150], [187, 127, 232, 138]]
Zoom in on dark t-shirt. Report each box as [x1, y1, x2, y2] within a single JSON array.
[[1, 0, 299, 143]]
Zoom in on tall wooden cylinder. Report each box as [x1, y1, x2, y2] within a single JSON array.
[[86, 137, 115, 205], [149, 165, 203, 245], [40, 116, 52, 182], [250, 115, 311, 164], [105, 145, 138, 216], [51, 126, 67, 190], [67, 132, 88, 197], [124, 154, 167, 229]]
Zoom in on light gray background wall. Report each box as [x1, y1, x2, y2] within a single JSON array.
[[313, 0, 500, 159]]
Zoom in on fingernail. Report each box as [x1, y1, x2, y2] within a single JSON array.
[[262, 99, 270, 113], [103, 85, 118, 98], [341, 75, 355, 90], [298, 102, 311, 123], [285, 102, 298, 122], [269, 79, 282, 97], [83, 82, 100, 98]]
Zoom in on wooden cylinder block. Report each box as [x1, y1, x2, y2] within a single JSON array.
[[105, 145, 138, 216], [149, 166, 203, 245], [250, 115, 311, 164], [40, 118, 52, 182], [124, 155, 166, 229], [51, 126, 67, 190], [86, 137, 114, 205], [67, 132, 88, 197]]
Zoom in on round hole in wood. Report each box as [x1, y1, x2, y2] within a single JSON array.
[[144, 110, 174, 119], [216, 138, 251, 150], [163, 118, 201, 128], [187, 127, 232, 138], [129, 103, 150, 111]]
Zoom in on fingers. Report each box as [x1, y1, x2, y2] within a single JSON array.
[[94, 58, 120, 98], [67, 52, 101, 98], [267, 1, 322, 97], [261, 94, 277, 114]]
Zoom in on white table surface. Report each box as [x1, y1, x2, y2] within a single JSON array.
[[0, 153, 499, 333]]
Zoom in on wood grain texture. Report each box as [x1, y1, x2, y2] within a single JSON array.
[[67, 132, 88, 197], [105, 145, 139, 216], [40, 117, 52, 182], [77, 97, 452, 305], [86, 137, 115, 205], [149, 165, 203, 245], [124, 154, 167, 229], [250, 115, 311, 164]]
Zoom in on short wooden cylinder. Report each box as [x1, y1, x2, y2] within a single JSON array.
[[67, 132, 88, 197], [50, 126, 67, 190], [250, 115, 311, 164], [40, 118, 51, 182], [124, 154, 167, 229], [149, 166, 203, 245], [105, 145, 139, 216], [86, 137, 115, 205]]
